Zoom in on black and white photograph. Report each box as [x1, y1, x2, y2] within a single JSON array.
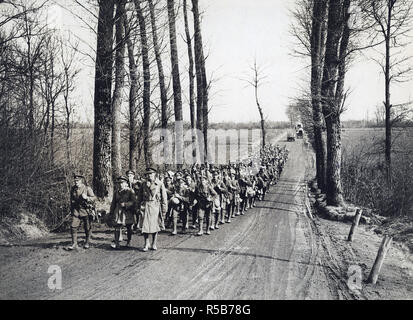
[[0, 0, 412, 305]]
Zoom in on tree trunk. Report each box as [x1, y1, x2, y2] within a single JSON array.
[[310, 0, 328, 192], [183, 0, 197, 160], [324, 114, 344, 205], [125, 18, 139, 172], [167, 0, 184, 168], [321, 0, 348, 207], [112, 0, 126, 181], [51, 100, 55, 163], [254, 81, 265, 148], [192, 0, 207, 162], [201, 58, 209, 162], [385, 2, 392, 185], [148, 0, 168, 131], [134, 0, 151, 168], [93, 0, 115, 199]]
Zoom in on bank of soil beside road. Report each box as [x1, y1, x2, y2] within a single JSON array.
[[312, 217, 413, 299], [304, 149, 413, 299]]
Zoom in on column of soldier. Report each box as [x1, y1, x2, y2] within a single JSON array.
[[66, 144, 289, 252]]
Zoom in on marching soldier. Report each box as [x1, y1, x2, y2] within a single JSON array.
[[126, 169, 142, 233], [136, 168, 168, 251], [163, 174, 175, 229], [109, 176, 136, 249], [239, 171, 252, 214], [255, 168, 266, 201], [194, 174, 217, 236], [185, 174, 198, 230], [211, 170, 227, 230], [170, 177, 190, 235], [67, 174, 96, 250], [224, 169, 239, 222]]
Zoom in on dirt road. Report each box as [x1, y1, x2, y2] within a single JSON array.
[[0, 140, 341, 300]]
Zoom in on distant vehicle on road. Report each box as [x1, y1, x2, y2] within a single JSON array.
[[295, 122, 304, 139], [287, 131, 296, 142], [295, 122, 303, 131]]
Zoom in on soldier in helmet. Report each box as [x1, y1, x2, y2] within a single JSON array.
[[136, 168, 168, 251], [109, 176, 136, 249], [67, 174, 96, 250]]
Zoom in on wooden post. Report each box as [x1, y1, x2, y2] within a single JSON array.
[[347, 208, 363, 242], [367, 235, 393, 284]]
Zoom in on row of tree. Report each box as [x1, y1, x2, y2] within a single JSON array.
[[289, 0, 412, 206], [0, 1, 86, 226], [0, 1, 79, 161], [92, 0, 210, 199]]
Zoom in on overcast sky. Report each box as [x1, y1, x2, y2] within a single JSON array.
[[53, 0, 413, 123]]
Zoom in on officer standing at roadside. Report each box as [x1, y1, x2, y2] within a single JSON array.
[[67, 174, 96, 250]]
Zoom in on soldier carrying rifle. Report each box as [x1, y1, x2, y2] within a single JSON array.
[[67, 174, 96, 250], [194, 174, 217, 236]]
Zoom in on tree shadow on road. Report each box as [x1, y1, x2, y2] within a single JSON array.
[[164, 247, 327, 269], [259, 199, 305, 207], [253, 206, 302, 214]]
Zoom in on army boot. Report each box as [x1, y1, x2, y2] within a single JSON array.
[[210, 213, 216, 230], [197, 218, 204, 236], [226, 209, 232, 223], [84, 231, 91, 249], [143, 236, 150, 252], [126, 226, 132, 247], [67, 228, 79, 250], [171, 215, 178, 235], [205, 216, 212, 235], [111, 229, 121, 249]]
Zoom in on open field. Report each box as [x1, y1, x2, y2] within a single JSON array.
[[340, 127, 413, 219], [342, 127, 413, 155]]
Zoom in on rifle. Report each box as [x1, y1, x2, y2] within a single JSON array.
[[82, 197, 99, 223]]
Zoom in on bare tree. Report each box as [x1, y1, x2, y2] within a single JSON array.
[[18, 5, 48, 133], [39, 35, 66, 163], [134, 0, 151, 167], [112, 0, 127, 181], [148, 0, 168, 131], [93, 0, 115, 199], [310, 0, 328, 191], [242, 59, 267, 149], [0, 0, 48, 46], [60, 37, 80, 163], [167, 0, 183, 167], [183, 0, 197, 159], [320, 0, 351, 206], [359, 0, 413, 183], [192, 0, 208, 162], [124, 13, 141, 171]]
